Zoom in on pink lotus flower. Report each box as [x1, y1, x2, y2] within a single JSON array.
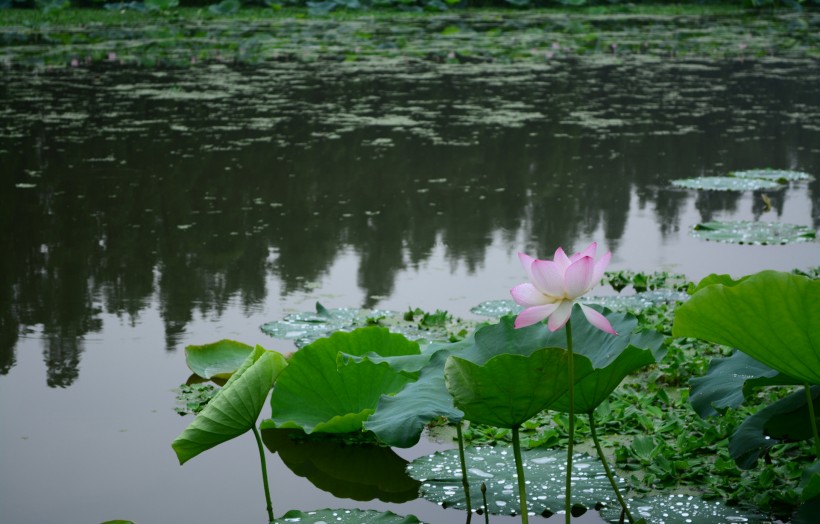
[[511, 242, 616, 334]]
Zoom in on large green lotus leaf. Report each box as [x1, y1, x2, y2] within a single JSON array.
[[801, 461, 820, 502], [729, 386, 820, 469], [672, 271, 820, 384], [687, 272, 749, 293], [689, 350, 802, 418], [521, 305, 667, 369], [172, 347, 288, 465], [367, 311, 647, 446], [364, 348, 464, 448], [354, 334, 483, 448], [691, 221, 816, 245], [445, 348, 594, 429], [549, 344, 661, 414], [600, 494, 770, 523], [793, 495, 820, 524], [671, 176, 782, 191], [730, 169, 813, 182], [262, 429, 420, 503], [274, 509, 420, 523], [454, 308, 649, 369], [465, 314, 561, 364], [262, 327, 420, 434], [184, 339, 254, 379], [408, 446, 620, 516]]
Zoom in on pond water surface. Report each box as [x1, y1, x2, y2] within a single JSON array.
[[1, 33, 819, 524]]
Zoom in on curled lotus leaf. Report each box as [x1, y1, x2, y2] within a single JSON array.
[[689, 350, 801, 418], [184, 339, 254, 379], [172, 347, 288, 465], [671, 176, 782, 191], [364, 348, 465, 448]]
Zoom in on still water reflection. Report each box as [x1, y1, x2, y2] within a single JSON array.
[[0, 55, 818, 523]]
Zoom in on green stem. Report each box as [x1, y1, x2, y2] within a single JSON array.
[[805, 385, 820, 459], [481, 483, 490, 524], [251, 425, 274, 524], [457, 423, 473, 524], [565, 318, 574, 524], [511, 425, 529, 524], [588, 412, 634, 524]]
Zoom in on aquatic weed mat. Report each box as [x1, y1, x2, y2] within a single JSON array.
[[2, 9, 820, 67]]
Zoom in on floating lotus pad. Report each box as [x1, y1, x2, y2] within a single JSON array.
[[671, 176, 782, 191], [408, 446, 621, 516], [470, 290, 688, 318], [730, 169, 813, 182], [691, 221, 816, 245], [260, 303, 398, 348], [599, 493, 769, 523], [260, 302, 471, 348], [275, 509, 420, 523]]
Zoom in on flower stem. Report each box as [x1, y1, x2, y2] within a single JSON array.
[[565, 318, 574, 524], [511, 425, 529, 524], [251, 425, 274, 524], [588, 412, 634, 523], [457, 423, 473, 524], [805, 385, 820, 459], [481, 483, 490, 524]]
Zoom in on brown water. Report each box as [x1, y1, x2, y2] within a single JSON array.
[[1, 54, 818, 524]]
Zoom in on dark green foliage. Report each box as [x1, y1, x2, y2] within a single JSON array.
[[6, 0, 819, 15]]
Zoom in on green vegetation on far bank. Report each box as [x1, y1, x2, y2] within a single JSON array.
[[0, 4, 771, 27], [2, 3, 819, 68]]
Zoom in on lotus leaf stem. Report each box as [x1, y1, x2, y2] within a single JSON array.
[[588, 412, 634, 523], [457, 423, 473, 523], [805, 385, 820, 459], [251, 425, 274, 523], [511, 425, 529, 524], [565, 319, 575, 524], [481, 483, 490, 524]]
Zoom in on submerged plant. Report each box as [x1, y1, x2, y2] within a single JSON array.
[[511, 242, 617, 524]]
